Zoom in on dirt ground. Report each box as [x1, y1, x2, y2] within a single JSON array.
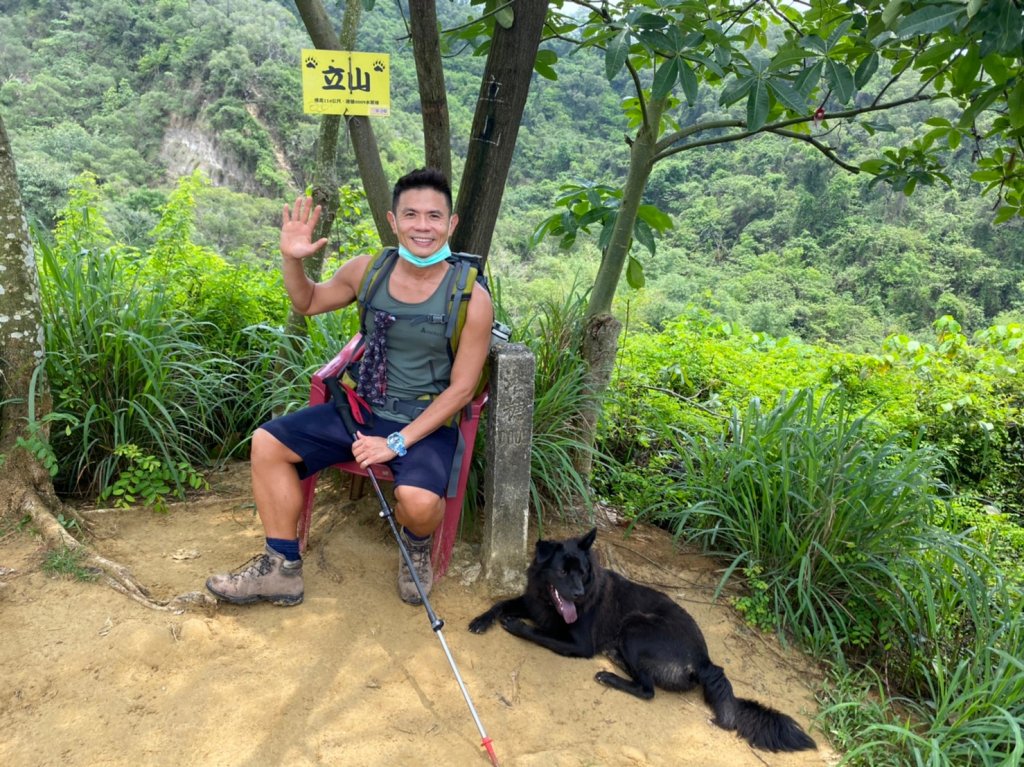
[[0, 462, 841, 767]]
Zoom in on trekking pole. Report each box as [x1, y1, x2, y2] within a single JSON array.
[[325, 378, 500, 767]]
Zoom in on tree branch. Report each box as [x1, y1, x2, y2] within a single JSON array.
[[767, 128, 861, 173], [654, 93, 934, 163]]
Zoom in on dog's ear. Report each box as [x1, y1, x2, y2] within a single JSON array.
[[578, 527, 597, 551], [534, 539, 557, 563]]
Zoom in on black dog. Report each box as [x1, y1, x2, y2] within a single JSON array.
[[469, 528, 815, 753]]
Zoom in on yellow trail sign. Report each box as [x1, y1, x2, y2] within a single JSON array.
[[301, 49, 390, 117]]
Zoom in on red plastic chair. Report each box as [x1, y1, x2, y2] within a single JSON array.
[[297, 333, 488, 578]]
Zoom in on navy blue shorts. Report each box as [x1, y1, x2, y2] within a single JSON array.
[[259, 403, 458, 498]]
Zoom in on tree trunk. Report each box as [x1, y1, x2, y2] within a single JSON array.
[[586, 98, 665, 318], [0, 114, 49, 472], [409, 0, 451, 182], [576, 312, 622, 478], [451, 0, 550, 262], [0, 113, 213, 612], [576, 99, 666, 471]]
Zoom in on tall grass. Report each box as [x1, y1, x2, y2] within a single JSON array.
[[649, 387, 1024, 763], [519, 290, 605, 529], [37, 238, 277, 497]]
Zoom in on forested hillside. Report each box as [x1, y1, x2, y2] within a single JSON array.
[[2, 0, 1023, 347]]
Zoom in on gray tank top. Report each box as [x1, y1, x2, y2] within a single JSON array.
[[365, 266, 454, 422]]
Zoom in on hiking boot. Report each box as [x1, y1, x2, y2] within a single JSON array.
[[397, 531, 433, 605], [206, 544, 304, 606]]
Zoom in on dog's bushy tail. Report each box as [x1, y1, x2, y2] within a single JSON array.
[[697, 662, 816, 752]]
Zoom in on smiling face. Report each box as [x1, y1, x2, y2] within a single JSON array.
[[387, 187, 458, 260]]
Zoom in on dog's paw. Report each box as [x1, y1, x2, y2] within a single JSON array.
[[468, 614, 494, 634], [595, 671, 614, 686], [499, 616, 527, 634]]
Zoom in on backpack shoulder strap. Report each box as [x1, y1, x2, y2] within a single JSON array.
[[445, 254, 480, 360], [356, 247, 399, 334]]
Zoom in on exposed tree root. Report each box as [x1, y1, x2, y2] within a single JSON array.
[[16, 482, 217, 613]]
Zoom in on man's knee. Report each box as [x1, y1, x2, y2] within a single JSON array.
[[252, 427, 301, 465], [394, 485, 444, 525]]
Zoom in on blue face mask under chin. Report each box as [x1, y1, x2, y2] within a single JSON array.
[[397, 242, 451, 267]]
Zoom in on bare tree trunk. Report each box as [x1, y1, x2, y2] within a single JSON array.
[[0, 113, 213, 612], [0, 114, 50, 474], [574, 99, 666, 472], [451, 0, 550, 262], [575, 313, 622, 478], [409, 0, 451, 181]]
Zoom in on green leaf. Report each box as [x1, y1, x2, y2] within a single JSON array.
[[598, 218, 616, 250], [859, 158, 887, 174], [636, 204, 673, 232], [626, 255, 646, 289], [768, 79, 807, 114], [684, 52, 724, 79], [825, 59, 855, 103], [720, 74, 753, 107], [606, 28, 630, 80], [895, 5, 964, 39], [494, 5, 514, 29], [952, 45, 981, 93], [854, 52, 879, 89], [714, 45, 732, 69], [794, 61, 823, 96], [881, 0, 906, 28], [652, 57, 680, 101], [679, 61, 698, 104], [746, 80, 770, 131], [981, 53, 1010, 84], [634, 12, 667, 29], [801, 35, 826, 54], [959, 83, 1002, 127], [1009, 80, 1024, 129], [634, 218, 656, 256], [993, 205, 1019, 224], [638, 29, 674, 53]]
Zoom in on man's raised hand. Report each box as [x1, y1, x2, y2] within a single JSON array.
[[281, 196, 329, 260]]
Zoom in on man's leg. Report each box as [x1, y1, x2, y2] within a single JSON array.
[[393, 485, 445, 605], [205, 428, 308, 606], [250, 427, 305, 539]]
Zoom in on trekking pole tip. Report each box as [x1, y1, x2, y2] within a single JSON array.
[[481, 737, 499, 766]]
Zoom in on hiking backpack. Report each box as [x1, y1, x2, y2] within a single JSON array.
[[351, 247, 510, 394]]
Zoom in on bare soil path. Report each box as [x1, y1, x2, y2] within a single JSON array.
[[1, 462, 841, 767]]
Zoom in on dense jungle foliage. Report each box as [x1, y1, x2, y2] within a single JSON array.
[[4, 0, 1024, 346], [3, 1, 1024, 764]]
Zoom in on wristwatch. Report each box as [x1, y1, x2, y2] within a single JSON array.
[[386, 432, 407, 457]]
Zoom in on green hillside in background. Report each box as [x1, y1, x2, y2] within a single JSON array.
[[2, 0, 1023, 348]]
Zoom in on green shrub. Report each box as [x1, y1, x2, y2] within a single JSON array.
[[649, 388, 949, 661], [518, 289, 604, 528]]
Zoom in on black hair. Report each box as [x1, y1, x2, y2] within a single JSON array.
[[391, 167, 453, 213]]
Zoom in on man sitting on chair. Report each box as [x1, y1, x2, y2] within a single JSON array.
[[206, 168, 493, 607]]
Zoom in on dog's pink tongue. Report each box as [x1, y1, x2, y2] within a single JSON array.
[[551, 586, 578, 624]]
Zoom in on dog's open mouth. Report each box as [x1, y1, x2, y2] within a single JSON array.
[[549, 585, 578, 624]]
